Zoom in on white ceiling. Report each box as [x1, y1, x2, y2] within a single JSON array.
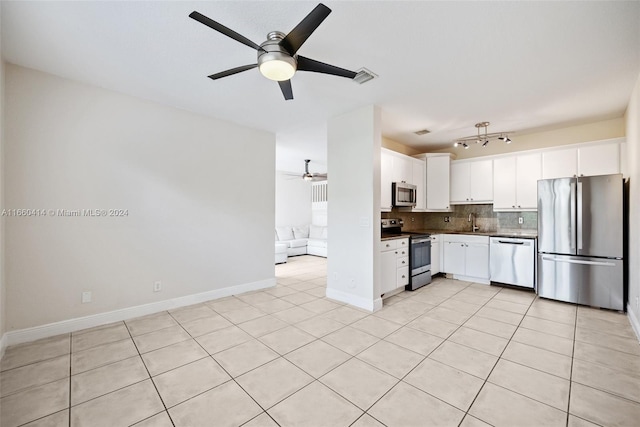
[[2, 1, 639, 174]]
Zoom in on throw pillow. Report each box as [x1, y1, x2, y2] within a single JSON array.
[[293, 225, 309, 239], [309, 224, 323, 239], [275, 226, 294, 241]]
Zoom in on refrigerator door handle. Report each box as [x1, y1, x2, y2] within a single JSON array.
[[541, 255, 616, 267], [570, 181, 576, 250], [577, 181, 583, 250]]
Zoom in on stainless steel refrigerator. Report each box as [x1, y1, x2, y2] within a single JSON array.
[[537, 174, 624, 311]]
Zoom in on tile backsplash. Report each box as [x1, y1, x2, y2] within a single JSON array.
[[382, 204, 537, 233]]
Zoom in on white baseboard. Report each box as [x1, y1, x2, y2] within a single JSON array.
[[627, 304, 640, 343], [325, 288, 377, 312], [3, 277, 276, 348], [452, 274, 490, 285]]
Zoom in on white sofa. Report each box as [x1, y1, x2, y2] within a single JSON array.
[[275, 225, 327, 258]]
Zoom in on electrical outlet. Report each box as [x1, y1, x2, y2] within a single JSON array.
[[518, 217, 524, 224], [81, 291, 92, 303], [153, 281, 162, 292], [411, 217, 415, 222], [444, 216, 450, 223]]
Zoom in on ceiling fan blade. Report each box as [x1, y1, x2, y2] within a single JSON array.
[[278, 80, 294, 100], [280, 3, 331, 55], [189, 11, 264, 52], [208, 64, 257, 80], [297, 56, 357, 79]]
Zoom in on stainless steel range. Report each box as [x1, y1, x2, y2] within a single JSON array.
[[381, 219, 432, 291]]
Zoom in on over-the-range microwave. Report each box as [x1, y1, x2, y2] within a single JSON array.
[[392, 182, 417, 207]]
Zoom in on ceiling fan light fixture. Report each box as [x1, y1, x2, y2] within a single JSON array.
[[302, 173, 314, 181], [259, 56, 297, 81]]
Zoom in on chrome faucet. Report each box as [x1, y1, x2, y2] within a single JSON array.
[[469, 213, 480, 232]]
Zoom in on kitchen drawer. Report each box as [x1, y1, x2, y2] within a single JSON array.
[[381, 239, 398, 251], [397, 256, 409, 268], [397, 238, 409, 250], [396, 247, 409, 257], [397, 266, 409, 286]]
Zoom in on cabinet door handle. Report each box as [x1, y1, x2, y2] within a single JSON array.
[[470, 198, 474, 201], [402, 260, 406, 264], [512, 205, 515, 208]]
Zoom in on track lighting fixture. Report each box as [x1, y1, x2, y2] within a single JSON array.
[[454, 122, 514, 148]]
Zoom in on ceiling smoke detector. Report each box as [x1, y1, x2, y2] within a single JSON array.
[[414, 129, 431, 136], [353, 67, 377, 84]]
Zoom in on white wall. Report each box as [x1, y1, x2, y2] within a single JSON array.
[[326, 105, 381, 311], [4, 64, 275, 331], [626, 72, 640, 338], [275, 171, 311, 227]]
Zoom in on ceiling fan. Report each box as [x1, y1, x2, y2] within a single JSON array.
[[189, 3, 357, 100], [283, 159, 327, 181]]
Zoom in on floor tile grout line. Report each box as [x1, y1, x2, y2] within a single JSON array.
[[453, 283, 536, 425], [125, 315, 176, 427], [165, 308, 276, 419], [7, 258, 639, 427], [335, 279, 507, 424], [566, 305, 579, 426]]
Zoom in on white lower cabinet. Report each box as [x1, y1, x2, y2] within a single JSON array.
[[430, 235, 441, 275], [380, 238, 409, 297], [443, 241, 465, 275], [442, 234, 490, 283]]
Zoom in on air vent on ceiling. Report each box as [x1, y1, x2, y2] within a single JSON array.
[[353, 67, 377, 84], [414, 129, 431, 135]]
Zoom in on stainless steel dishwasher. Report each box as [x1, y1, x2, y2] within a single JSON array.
[[489, 237, 536, 289]]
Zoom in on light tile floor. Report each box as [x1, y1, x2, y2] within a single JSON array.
[[1, 255, 640, 426]]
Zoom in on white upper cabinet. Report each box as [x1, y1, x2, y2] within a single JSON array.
[[418, 154, 452, 211], [493, 156, 517, 209], [392, 154, 412, 184], [493, 153, 541, 211], [381, 148, 425, 212], [542, 140, 621, 179], [542, 147, 577, 179], [515, 153, 542, 209], [578, 143, 620, 177], [450, 159, 493, 203], [412, 158, 426, 211], [380, 149, 393, 211]]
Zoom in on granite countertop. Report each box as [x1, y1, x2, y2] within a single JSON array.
[[395, 229, 538, 239], [381, 234, 413, 241]]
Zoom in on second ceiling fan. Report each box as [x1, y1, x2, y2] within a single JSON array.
[[189, 3, 357, 100]]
